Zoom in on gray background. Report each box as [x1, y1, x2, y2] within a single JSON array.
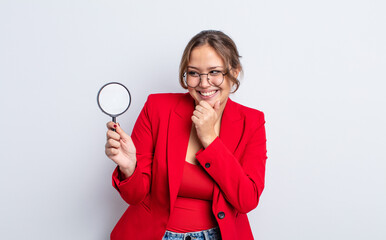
[[1, 0, 385, 239]]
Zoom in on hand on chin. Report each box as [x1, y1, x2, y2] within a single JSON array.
[[197, 94, 220, 108], [201, 98, 217, 108]]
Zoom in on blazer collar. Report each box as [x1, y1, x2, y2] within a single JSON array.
[[219, 97, 244, 153], [174, 93, 195, 119]]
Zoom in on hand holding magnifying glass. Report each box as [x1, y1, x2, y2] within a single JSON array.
[[97, 82, 136, 178]]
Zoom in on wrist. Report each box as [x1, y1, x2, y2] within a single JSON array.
[[119, 162, 136, 179], [201, 134, 217, 148]]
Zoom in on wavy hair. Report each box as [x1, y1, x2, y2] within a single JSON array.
[[179, 30, 243, 92]]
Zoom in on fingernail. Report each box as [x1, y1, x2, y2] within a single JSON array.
[[114, 124, 117, 128], [117, 123, 120, 126]]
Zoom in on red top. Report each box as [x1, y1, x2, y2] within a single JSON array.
[[166, 161, 218, 232]]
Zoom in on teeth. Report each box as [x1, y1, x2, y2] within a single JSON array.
[[200, 90, 216, 96]]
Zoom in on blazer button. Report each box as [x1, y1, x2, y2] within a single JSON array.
[[217, 211, 225, 219], [205, 163, 211, 168]]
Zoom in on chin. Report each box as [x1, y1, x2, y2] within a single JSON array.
[[193, 89, 221, 106]]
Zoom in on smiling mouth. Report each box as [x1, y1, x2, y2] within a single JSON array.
[[198, 90, 218, 97]]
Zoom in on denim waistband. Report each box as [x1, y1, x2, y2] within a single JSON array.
[[163, 226, 221, 240]]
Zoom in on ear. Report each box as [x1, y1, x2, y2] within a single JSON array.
[[228, 66, 241, 93], [230, 67, 241, 79]]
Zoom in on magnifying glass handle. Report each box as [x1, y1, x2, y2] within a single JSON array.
[[112, 117, 116, 132]]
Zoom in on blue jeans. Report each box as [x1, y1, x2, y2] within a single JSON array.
[[162, 227, 221, 240]]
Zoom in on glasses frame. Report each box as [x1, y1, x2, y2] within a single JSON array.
[[183, 70, 228, 88]]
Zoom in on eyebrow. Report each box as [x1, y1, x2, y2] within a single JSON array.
[[187, 66, 224, 70]]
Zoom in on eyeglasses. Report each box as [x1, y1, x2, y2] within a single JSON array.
[[184, 70, 228, 88]]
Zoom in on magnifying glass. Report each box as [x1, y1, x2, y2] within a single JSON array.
[[97, 82, 131, 130]]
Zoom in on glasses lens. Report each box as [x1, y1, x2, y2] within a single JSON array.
[[208, 72, 224, 86], [186, 72, 200, 87]]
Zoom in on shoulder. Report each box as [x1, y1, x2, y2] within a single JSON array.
[[229, 98, 265, 124], [146, 93, 187, 108], [146, 93, 186, 104], [143, 92, 189, 115]]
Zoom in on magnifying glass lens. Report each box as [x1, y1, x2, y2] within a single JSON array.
[[99, 84, 130, 114], [97, 82, 131, 125]]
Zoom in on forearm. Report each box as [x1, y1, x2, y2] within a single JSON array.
[[118, 161, 137, 180], [196, 138, 263, 212], [113, 161, 149, 205]]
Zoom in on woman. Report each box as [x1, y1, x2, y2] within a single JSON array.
[[105, 30, 267, 240]]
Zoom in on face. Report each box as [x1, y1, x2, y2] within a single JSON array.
[[187, 44, 237, 113]]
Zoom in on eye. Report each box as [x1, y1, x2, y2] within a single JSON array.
[[188, 71, 199, 77], [209, 70, 221, 76]]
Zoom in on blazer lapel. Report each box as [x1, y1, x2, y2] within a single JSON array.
[[167, 93, 194, 212], [211, 98, 244, 214], [219, 98, 244, 153]]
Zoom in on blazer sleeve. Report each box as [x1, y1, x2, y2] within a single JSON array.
[[112, 96, 154, 205], [195, 111, 267, 214]]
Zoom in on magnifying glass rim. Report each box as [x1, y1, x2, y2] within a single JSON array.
[[97, 82, 131, 117]]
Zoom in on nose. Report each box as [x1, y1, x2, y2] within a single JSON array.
[[198, 74, 211, 88]]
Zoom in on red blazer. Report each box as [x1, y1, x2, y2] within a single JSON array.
[[111, 93, 267, 240]]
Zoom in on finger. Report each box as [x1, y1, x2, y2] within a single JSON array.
[[115, 123, 131, 141], [195, 105, 205, 113], [191, 115, 200, 125], [106, 121, 117, 130], [199, 100, 212, 109], [107, 129, 121, 141], [105, 147, 119, 157], [106, 138, 120, 149], [193, 110, 204, 119]]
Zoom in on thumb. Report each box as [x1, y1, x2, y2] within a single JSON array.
[[115, 123, 130, 141]]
